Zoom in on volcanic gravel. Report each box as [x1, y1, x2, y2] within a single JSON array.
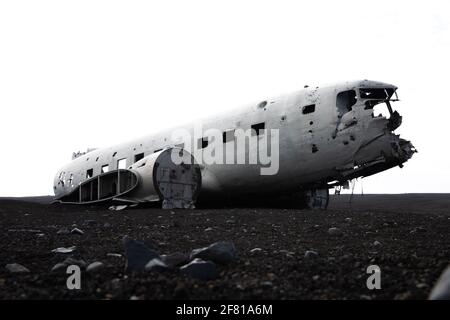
[[0, 194, 449, 300]]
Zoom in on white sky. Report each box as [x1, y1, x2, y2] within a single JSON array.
[[1, 0, 449, 196]]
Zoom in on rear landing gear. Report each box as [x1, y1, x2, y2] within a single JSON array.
[[287, 188, 329, 209], [305, 188, 329, 209]]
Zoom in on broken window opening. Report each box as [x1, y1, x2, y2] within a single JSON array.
[[134, 153, 144, 163], [336, 90, 357, 114], [373, 102, 392, 119], [251, 122, 266, 136], [198, 137, 209, 149], [117, 158, 127, 170], [302, 104, 315, 114], [312, 144, 318, 153], [86, 169, 93, 179], [364, 99, 392, 119], [59, 172, 66, 186], [333, 90, 358, 139], [223, 130, 235, 143], [360, 88, 395, 100], [101, 165, 109, 173]]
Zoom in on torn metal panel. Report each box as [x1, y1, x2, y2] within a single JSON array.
[[331, 84, 416, 182], [122, 148, 201, 208], [56, 169, 139, 204], [56, 148, 201, 209]]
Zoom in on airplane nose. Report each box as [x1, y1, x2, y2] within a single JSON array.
[[395, 139, 417, 166]]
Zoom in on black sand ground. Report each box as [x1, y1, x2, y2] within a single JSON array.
[[0, 194, 449, 300]]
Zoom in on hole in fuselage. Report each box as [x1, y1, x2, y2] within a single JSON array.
[[302, 104, 315, 114], [336, 90, 357, 115]]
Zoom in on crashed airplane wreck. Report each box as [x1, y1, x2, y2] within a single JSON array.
[[54, 80, 416, 209]]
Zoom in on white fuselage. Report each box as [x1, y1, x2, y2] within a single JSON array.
[[54, 80, 415, 202]]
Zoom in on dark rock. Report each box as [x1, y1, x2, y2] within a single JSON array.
[[86, 261, 104, 273], [145, 258, 169, 272], [190, 241, 237, 265], [57, 228, 70, 235], [180, 258, 218, 280], [122, 236, 159, 272], [109, 205, 128, 211], [429, 265, 450, 300], [160, 252, 188, 268], [50, 258, 86, 272], [328, 227, 342, 236], [63, 258, 87, 268], [5, 263, 30, 273], [261, 281, 273, 288], [71, 228, 84, 235], [51, 263, 67, 272], [304, 250, 319, 259], [410, 226, 427, 234], [51, 246, 76, 254], [279, 249, 295, 257]]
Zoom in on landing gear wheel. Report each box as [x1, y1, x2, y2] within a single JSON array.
[[305, 188, 329, 209]]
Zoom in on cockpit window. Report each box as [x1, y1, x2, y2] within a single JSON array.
[[360, 88, 395, 100], [336, 90, 357, 114], [360, 88, 398, 112]]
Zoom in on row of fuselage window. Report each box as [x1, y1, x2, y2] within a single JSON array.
[[78, 104, 317, 182], [82, 121, 268, 179]]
